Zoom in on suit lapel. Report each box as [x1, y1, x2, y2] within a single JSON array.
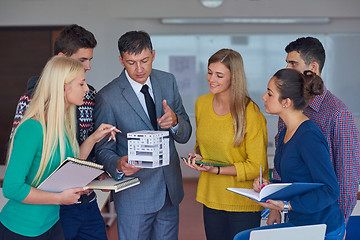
[[118, 71, 154, 130]]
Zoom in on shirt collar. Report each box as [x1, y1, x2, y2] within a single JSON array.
[[307, 85, 328, 112], [125, 70, 152, 94]]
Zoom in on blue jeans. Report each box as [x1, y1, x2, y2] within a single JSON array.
[[60, 200, 107, 240], [233, 222, 346, 240]]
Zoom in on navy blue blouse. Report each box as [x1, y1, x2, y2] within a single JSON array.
[[275, 120, 344, 233]]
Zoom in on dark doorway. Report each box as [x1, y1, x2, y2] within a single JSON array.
[[0, 26, 63, 164]]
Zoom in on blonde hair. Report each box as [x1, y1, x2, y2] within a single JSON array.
[[8, 56, 83, 186], [208, 49, 251, 146]]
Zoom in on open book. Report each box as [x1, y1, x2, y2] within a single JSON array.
[[227, 182, 324, 202], [86, 177, 140, 193], [38, 157, 105, 193]]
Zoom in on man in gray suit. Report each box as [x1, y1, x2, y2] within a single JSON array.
[[94, 31, 192, 240]]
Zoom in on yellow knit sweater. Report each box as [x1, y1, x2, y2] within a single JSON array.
[[195, 94, 268, 212]]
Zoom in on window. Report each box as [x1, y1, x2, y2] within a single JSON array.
[[151, 34, 360, 116]]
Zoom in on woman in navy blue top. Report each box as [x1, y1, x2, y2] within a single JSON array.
[[234, 69, 345, 240]]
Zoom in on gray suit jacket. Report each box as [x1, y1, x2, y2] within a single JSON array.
[[94, 69, 192, 214]]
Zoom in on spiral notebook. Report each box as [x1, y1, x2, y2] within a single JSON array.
[[86, 177, 140, 192], [37, 157, 105, 193]]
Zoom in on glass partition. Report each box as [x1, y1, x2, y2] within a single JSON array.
[[151, 34, 359, 117]]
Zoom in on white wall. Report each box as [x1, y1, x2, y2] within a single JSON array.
[[2, 0, 360, 91], [1, 0, 360, 178]]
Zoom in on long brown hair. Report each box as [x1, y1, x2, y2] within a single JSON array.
[[208, 49, 250, 146]]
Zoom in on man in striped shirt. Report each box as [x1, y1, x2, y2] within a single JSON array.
[[268, 37, 360, 226]]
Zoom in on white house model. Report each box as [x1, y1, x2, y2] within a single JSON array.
[[127, 130, 170, 168]]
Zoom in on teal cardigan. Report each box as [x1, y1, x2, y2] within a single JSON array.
[[0, 119, 74, 237]]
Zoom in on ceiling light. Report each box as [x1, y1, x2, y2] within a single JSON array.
[[200, 0, 224, 8], [161, 17, 330, 24]]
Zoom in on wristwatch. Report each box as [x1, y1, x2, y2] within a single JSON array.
[[283, 201, 289, 213]]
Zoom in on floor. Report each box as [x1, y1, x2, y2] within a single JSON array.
[[105, 180, 206, 240], [103, 183, 360, 240]]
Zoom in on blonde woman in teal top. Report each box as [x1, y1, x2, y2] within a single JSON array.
[[0, 56, 119, 239]]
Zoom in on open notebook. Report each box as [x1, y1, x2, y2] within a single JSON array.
[[227, 182, 324, 202]]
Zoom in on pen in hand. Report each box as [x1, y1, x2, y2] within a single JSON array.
[[260, 165, 263, 191]]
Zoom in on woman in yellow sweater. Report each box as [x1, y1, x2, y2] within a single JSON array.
[[183, 49, 268, 240]]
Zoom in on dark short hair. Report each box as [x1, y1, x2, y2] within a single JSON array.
[[54, 24, 97, 56], [285, 37, 325, 73], [118, 31, 153, 57], [273, 69, 324, 110]]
